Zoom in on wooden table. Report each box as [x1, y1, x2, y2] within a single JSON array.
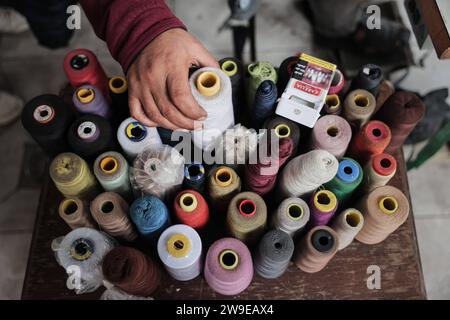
[[21, 151, 426, 300]]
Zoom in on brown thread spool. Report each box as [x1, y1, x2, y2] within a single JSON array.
[[374, 80, 395, 113], [330, 209, 364, 250], [226, 192, 267, 246], [294, 226, 339, 273], [343, 89, 376, 128], [58, 198, 97, 230], [90, 192, 137, 242], [355, 185, 410, 245], [207, 166, 241, 213]]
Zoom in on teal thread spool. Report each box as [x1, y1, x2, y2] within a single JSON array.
[[324, 158, 363, 205]]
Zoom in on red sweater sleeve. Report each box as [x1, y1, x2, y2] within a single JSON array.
[[79, 0, 186, 72]]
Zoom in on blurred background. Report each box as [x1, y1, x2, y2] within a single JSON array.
[[0, 0, 449, 299]]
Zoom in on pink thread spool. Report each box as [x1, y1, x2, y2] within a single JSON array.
[[329, 69, 345, 95], [309, 190, 338, 226], [204, 238, 253, 296], [310, 115, 352, 158]]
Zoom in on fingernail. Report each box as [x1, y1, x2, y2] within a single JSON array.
[[197, 117, 206, 121]]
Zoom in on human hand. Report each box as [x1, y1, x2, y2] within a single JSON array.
[[127, 28, 219, 130]]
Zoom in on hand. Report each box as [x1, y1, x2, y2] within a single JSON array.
[[127, 28, 219, 130]]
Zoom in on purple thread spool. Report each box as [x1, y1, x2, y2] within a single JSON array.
[[73, 85, 112, 119], [204, 238, 253, 296], [309, 190, 338, 226]]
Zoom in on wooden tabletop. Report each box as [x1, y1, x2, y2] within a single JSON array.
[[21, 151, 426, 300]]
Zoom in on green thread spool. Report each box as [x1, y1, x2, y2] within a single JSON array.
[[247, 61, 278, 107], [324, 158, 363, 205], [207, 166, 241, 214]]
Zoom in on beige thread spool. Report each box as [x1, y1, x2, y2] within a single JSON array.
[[355, 185, 409, 245], [330, 209, 364, 250], [343, 89, 376, 128], [58, 197, 97, 230], [90, 192, 137, 242], [360, 153, 397, 193], [294, 226, 339, 273], [207, 166, 241, 213]]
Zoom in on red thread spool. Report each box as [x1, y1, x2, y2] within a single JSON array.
[[173, 190, 209, 230], [63, 49, 109, 97], [347, 120, 391, 165], [372, 153, 397, 176]]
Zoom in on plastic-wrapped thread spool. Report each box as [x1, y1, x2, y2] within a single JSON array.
[[157, 224, 203, 281], [329, 69, 345, 95], [49, 152, 99, 200], [331, 208, 364, 250], [21, 94, 75, 157], [58, 197, 97, 230], [343, 89, 376, 128], [207, 166, 241, 213], [173, 190, 209, 230], [73, 85, 111, 119], [323, 158, 363, 204], [204, 238, 253, 296], [183, 163, 206, 193], [272, 197, 310, 237], [309, 190, 338, 227], [360, 153, 397, 193], [323, 94, 342, 116], [310, 115, 352, 158], [109, 76, 130, 123], [350, 64, 383, 97]]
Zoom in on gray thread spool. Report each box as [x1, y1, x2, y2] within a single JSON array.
[[254, 229, 294, 279], [272, 197, 310, 238]]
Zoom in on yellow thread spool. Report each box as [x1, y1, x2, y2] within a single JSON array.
[[77, 88, 95, 104], [326, 94, 340, 110], [179, 193, 198, 212], [379, 196, 399, 215], [219, 249, 239, 270], [100, 156, 119, 174], [61, 199, 79, 216], [221, 60, 238, 77], [196, 71, 221, 97], [167, 234, 191, 258], [354, 94, 370, 108], [109, 76, 128, 94], [286, 204, 303, 221], [275, 124, 291, 138], [314, 190, 337, 213], [345, 210, 362, 227], [215, 167, 233, 187]]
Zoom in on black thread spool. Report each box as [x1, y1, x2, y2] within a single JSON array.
[[67, 114, 116, 161], [350, 64, 383, 97], [277, 56, 298, 97], [109, 76, 130, 126], [219, 57, 244, 123], [21, 94, 75, 157]]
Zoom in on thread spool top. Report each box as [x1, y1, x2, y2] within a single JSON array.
[[344, 210, 363, 228], [125, 121, 147, 142], [100, 200, 115, 215], [50, 153, 84, 183], [60, 198, 79, 216], [313, 190, 337, 213], [286, 203, 304, 221], [33, 105, 55, 124], [326, 95, 340, 110], [69, 238, 94, 261], [179, 193, 198, 213], [354, 94, 370, 108], [76, 87, 95, 104], [100, 156, 119, 174], [221, 60, 238, 77], [184, 163, 205, 181], [275, 124, 291, 138], [70, 53, 89, 70], [364, 121, 391, 141], [196, 71, 221, 97], [379, 196, 399, 215], [166, 233, 191, 258], [361, 64, 382, 80], [109, 76, 128, 94], [214, 167, 233, 187], [239, 199, 256, 217], [372, 153, 397, 176], [311, 229, 335, 253], [219, 249, 239, 270], [77, 121, 98, 140], [337, 159, 361, 184]]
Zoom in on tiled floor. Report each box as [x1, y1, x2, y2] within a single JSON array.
[[0, 0, 449, 300]]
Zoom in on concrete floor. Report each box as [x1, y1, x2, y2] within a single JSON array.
[[0, 0, 449, 300]]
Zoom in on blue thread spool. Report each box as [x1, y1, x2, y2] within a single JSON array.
[[183, 163, 206, 193], [324, 158, 363, 205], [253, 80, 278, 129]]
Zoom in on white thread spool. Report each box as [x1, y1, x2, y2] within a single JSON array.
[[272, 197, 310, 237], [189, 67, 235, 150], [117, 117, 162, 160], [157, 224, 202, 281], [278, 150, 339, 199], [330, 208, 364, 250]]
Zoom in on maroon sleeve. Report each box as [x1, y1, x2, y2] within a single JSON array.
[[79, 0, 186, 72]]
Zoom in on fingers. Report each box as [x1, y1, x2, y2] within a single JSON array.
[[128, 95, 158, 127], [195, 45, 219, 68], [141, 89, 179, 131]]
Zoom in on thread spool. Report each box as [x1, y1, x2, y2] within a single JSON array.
[[310, 115, 352, 158], [375, 91, 426, 154], [63, 48, 109, 97], [324, 158, 363, 204], [244, 137, 294, 196], [322, 94, 342, 116], [58, 197, 97, 230], [204, 238, 253, 296], [73, 85, 112, 119], [157, 224, 203, 281], [346, 120, 391, 165], [173, 190, 209, 230], [109, 76, 130, 123], [226, 192, 267, 246], [272, 197, 310, 237], [331, 209, 364, 250], [360, 153, 397, 193], [355, 185, 410, 244], [183, 163, 206, 193], [294, 226, 339, 273], [68, 114, 115, 161], [218, 124, 259, 167], [278, 150, 339, 199], [50, 152, 99, 199], [53, 227, 115, 294], [263, 116, 301, 153], [117, 117, 163, 160], [309, 190, 338, 226], [329, 69, 345, 95], [252, 80, 278, 129], [190, 68, 235, 150], [219, 57, 243, 122], [93, 151, 132, 200], [254, 229, 294, 279], [130, 145, 185, 200], [343, 89, 376, 128], [102, 246, 160, 297], [247, 61, 278, 107], [90, 192, 137, 242], [207, 166, 241, 213], [130, 195, 171, 243], [21, 94, 75, 157], [277, 56, 298, 97], [374, 80, 395, 113], [350, 64, 383, 97]]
